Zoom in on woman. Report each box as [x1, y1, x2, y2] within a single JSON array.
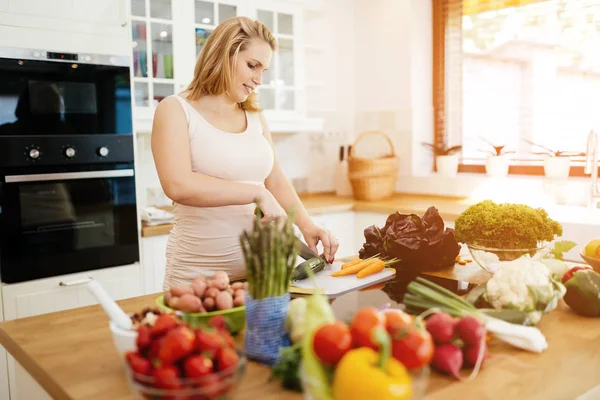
[[151, 16, 339, 289]]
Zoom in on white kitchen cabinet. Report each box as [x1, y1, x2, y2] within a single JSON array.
[[2, 263, 143, 400], [141, 235, 169, 293], [0, 0, 130, 55], [131, 0, 323, 134]]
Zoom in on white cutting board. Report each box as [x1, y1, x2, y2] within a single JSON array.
[[289, 260, 396, 299]]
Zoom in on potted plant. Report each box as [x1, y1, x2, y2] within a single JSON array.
[[422, 142, 462, 177], [524, 140, 583, 179], [480, 139, 514, 178]]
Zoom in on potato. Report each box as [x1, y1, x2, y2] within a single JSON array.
[[178, 293, 203, 312], [192, 276, 207, 285], [170, 285, 194, 297], [212, 278, 228, 291], [168, 296, 180, 309], [231, 282, 244, 291], [234, 289, 245, 299], [203, 297, 215, 312], [205, 287, 220, 299], [213, 271, 230, 285], [191, 280, 207, 298], [233, 295, 245, 307], [164, 291, 173, 304], [215, 291, 233, 310]]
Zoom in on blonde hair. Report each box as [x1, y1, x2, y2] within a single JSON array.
[[186, 16, 277, 112]]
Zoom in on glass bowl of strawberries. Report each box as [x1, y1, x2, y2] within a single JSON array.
[[123, 313, 247, 400]]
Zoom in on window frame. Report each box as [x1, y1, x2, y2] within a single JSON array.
[[431, 0, 598, 178]]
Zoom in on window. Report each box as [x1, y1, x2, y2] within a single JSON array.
[[433, 0, 600, 176]]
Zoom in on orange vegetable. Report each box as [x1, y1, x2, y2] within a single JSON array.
[[356, 258, 385, 278], [332, 259, 376, 276], [341, 258, 364, 270]]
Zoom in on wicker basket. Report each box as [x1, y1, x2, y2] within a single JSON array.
[[347, 130, 399, 201]]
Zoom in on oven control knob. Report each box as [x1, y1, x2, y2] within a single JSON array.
[[98, 146, 109, 157], [29, 148, 40, 159], [64, 147, 76, 158]]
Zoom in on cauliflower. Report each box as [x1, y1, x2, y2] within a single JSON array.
[[486, 257, 554, 316]]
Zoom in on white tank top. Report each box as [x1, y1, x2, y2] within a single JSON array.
[[163, 94, 274, 288]]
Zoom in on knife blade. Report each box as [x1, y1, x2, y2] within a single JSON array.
[[298, 241, 319, 261]]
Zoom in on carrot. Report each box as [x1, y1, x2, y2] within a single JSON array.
[[356, 258, 386, 278], [341, 255, 376, 270], [331, 259, 377, 276], [341, 258, 364, 270]]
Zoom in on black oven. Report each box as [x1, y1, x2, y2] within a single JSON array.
[[0, 47, 139, 284]]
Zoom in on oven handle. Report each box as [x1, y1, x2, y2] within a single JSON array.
[[59, 277, 93, 287], [5, 169, 134, 183]]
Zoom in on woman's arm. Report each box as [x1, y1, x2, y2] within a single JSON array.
[[260, 113, 339, 261], [151, 97, 268, 207]]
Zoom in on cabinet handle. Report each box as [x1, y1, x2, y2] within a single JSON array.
[[119, 0, 129, 27], [59, 277, 93, 287]]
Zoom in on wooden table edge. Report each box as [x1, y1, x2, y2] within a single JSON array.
[[0, 323, 72, 400]]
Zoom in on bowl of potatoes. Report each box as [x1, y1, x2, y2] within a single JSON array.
[[157, 271, 247, 334]]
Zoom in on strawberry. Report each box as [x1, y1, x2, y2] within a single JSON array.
[[136, 325, 152, 351], [151, 365, 181, 389], [215, 347, 239, 372], [125, 351, 151, 376], [195, 329, 224, 358], [150, 314, 179, 337], [148, 335, 165, 365], [183, 354, 214, 379], [208, 315, 227, 331], [158, 325, 196, 364]]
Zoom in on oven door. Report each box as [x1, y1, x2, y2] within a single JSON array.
[[0, 56, 132, 136], [0, 164, 139, 283]]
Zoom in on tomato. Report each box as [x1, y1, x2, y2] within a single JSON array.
[[382, 309, 413, 338], [391, 327, 434, 369], [313, 321, 352, 365], [562, 266, 592, 284], [350, 307, 385, 349]]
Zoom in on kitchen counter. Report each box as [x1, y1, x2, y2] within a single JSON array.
[[141, 192, 472, 237], [1, 265, 599, 400]]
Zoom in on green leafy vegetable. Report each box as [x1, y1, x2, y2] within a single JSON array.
[[454, 200, 563, 249], [548, 240, 577, 261], [271, 344, 303, 392]]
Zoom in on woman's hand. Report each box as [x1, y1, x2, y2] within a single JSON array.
[[300, 223, 339, 264], [256, 188, 287, 226]]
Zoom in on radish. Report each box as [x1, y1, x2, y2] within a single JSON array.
[[425, 312, 456, 344], [431, 343, 463, 380], [456, 315, 486, 347], [463, 342, 489, 368]]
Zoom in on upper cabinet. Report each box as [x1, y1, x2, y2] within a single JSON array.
[[130, 0, 177, 114], [130, 0, 323, 134], [0, 0, 130, 55]]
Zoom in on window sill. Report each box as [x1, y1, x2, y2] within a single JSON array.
[[457, 163, 599, 178]]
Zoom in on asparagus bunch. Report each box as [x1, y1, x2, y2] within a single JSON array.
[[240, 201, 300, 299]]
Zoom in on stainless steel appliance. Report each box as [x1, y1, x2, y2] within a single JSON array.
[[0, 47, 139, 283]]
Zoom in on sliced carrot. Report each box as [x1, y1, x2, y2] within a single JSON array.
[[331, 259, 377, 276], [356, 258, 385, 278]]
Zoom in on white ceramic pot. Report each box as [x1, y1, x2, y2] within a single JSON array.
[[544, 157, 571, 179], [485, 155, 510, 177], [436, 154, 459, 177], [110, 320, 137, 356]]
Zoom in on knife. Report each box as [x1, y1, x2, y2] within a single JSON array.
[[298, 240, 319, 261]]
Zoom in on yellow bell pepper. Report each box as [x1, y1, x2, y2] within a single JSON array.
[[332, 327, 412, 400]]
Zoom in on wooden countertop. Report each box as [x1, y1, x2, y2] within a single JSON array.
[[141, 192, 472, 237], [1, 265, 599, 400]]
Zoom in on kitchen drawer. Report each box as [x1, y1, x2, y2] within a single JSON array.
[[2, 263, 143, 321]]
